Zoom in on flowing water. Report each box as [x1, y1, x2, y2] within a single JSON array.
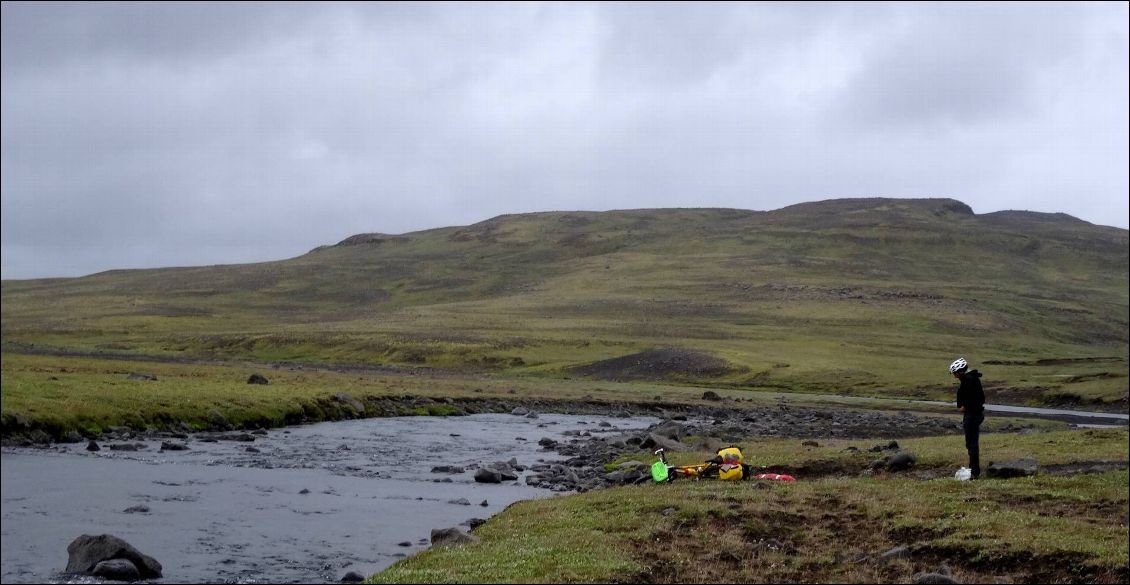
[[1, 413, 658, 584]]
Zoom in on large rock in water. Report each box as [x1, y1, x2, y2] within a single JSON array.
[[65, 534, 162, 579]]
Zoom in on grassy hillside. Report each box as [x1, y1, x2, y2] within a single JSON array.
[[3, 198, 1127, 408]]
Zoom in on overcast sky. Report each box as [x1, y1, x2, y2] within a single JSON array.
[[2, 1, 1127, 280]]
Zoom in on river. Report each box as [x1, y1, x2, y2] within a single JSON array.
[[1, 412, 658, 584]]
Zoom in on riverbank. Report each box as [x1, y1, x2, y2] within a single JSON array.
[[371, 426, 1130, 584]]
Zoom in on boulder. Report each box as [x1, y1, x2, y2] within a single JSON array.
[[126, 373, 157, 381], [430, 527, 479, 548], [987, 458, 1037, 479], [247, 373, 269, 385], [159, 441, 188, 451], [474, 468, 502, 483], [65, 534, 162, 579], [886, 452, 917, 472], [341, 570, 366, 582]]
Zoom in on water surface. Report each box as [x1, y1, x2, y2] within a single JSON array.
[[2, 413, 657, 584]]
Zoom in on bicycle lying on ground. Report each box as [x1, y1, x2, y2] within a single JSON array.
[[650, 447, 796, 483]]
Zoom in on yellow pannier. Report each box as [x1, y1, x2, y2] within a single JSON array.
[[716, 446, 744, 481]]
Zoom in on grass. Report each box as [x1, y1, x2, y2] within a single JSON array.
[[370, 429, 1130, 584]]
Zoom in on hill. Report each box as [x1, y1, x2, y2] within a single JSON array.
[[2, 198, 1127, 409]]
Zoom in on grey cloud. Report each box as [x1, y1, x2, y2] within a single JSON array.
[[2, 2, 1127, 279]]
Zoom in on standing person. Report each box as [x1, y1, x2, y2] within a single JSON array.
[[950, 357, 985, 479]]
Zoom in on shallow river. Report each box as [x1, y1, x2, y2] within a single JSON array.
[[1, 413, 658, 584]]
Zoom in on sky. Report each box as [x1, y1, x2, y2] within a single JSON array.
[[2, 1, 1127, 280]]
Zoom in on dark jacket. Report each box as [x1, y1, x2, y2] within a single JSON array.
[[956, 370, 985, 412]]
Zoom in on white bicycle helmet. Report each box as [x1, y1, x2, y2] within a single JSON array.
[[949, 357, 967, 373]]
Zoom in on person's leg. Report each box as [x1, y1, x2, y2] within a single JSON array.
[[964, 411, 983, 478]]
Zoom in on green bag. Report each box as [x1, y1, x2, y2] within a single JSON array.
[[651, 460, 669, 482]]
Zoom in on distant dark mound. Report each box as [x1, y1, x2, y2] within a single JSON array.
[[570, 348, 736, 382]]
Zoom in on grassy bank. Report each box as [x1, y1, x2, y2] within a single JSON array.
[[370, 429, 1130, 584]]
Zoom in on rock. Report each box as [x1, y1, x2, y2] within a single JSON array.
[[651, 420, 685, 441], [474, 468, 502, 483], [537, 437, 558, 448], [913, 572, 961, 584], [877, 545, 909, 564], [218, 433, 256, 442], [159, 441, 188, 451], [122, 505, 150, 514], [247, 373, 269, 384], [702, 391, 722, 401], [447, 498, 471, 506], [510, 407, 530, 416], [987, 458, 1038, 479], [341, 570, 366, 582], [207, 410, 231, 430], [335, 393, 365, 415], [397, 541, 412, 547], [480, 500, 488, 507], [802, 440, 820, 447], [430, 527, 479, 548], [86, 440, 101, 452], [640, 433, 690, 452], [108, 443, 141, 451], [525, 412, 539, 419], [92, 559, 141, 581], [65, 534, 162, 579], [126, 373, 157, 381], [886, 452, 917, 472], [61, 431, 84, 444], [431, 465, 466, 474], [466, 518, 487, 530], [299, 488, 311, 494]]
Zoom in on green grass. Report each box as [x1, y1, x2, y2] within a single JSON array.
[[371, 429, 1130, 584]]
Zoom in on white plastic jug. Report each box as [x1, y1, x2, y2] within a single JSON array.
[[954, 466, 972, 481]]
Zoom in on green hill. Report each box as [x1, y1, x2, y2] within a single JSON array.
[[3, 198, 1127, 408]]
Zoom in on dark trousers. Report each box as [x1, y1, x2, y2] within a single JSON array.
[[963, 409, 985, 477]]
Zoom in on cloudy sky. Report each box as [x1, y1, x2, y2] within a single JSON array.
[[2, 1, 1127, 280]]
